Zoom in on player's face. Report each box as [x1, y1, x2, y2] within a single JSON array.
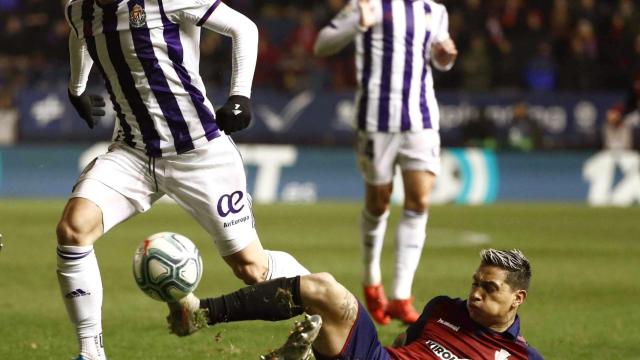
[[466, 265, 525, 330]]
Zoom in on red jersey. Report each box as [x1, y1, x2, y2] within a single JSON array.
[[385, 296, 543, 360]]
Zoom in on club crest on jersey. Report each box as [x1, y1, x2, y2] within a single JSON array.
[[129, 4, 146, 28]]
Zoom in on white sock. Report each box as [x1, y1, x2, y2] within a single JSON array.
[[361, 209, 390, 286], [392, 210, 428, 300], [79, 334, 105, 360], [265, 250, 310, 279], [57, 245, 106, 360]]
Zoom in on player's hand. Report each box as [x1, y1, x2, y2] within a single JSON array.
[[432, 38, 458, 67], [215, 95, 252, 134], [358, 0, 376, 30], [68, 90, 106, 129]]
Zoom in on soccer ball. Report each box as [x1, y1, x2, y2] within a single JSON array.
[[133, 232, 203, 302]]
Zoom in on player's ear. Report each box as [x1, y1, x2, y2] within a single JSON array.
[[513, 289, 527, 308]]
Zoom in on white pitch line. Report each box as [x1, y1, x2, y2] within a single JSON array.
[[427, 228, 492, 248]]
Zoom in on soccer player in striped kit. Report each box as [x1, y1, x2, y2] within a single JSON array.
[[314, 0, 458, 325], [59, 1, 309, 359]]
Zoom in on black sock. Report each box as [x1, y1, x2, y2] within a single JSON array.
[[200, 276, 303, 325]]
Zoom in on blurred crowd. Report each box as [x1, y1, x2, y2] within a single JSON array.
[[200, 0, 640, 93], [1, 0, 640, 149], [2, 0, 640, 97]]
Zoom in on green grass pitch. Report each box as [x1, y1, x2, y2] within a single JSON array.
[[0, 200, 639, 359]]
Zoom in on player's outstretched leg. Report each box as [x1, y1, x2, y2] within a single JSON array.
[[167, 273, 357, 358], [167, 276, 305, 336]]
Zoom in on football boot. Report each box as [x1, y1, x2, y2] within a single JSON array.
[[363, 284, 391, 325], [166, 293, 209, 336], [386, 297, 420, 324], [260, 314, 323, 360]]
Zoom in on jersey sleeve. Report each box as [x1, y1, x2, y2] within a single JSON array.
[[404, 296, 448, 345], [67, 28, 93, 95], [528, 346, 544, 360], [162, 0, 222, 26], [198, 3, 258, 98], [314, 0, 382, 57], [432, 4, 451, 43]]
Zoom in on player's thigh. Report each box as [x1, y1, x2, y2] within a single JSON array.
[[397, 129, 441, 176], [401, 170, 437, 211], [364, 182, 393, 215], [397, 130, 440, 210], [164, 136, 257, 257], [71, 144, 162, 233], [356, 131, 401, 185], [313, 303, 391, 360]]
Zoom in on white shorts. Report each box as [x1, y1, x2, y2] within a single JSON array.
[[71, 136, 257, 256], [356, 130, 441, 185]]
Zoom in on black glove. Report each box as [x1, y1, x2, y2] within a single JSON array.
[[68, 89, 106, 129], [215, 95, 252, 134]]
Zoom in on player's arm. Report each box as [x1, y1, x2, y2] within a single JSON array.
[[67, 31, 105, 129], [199, 3, 257, 133], [430, 6, 457, 72], [314, 0, 379, 57]]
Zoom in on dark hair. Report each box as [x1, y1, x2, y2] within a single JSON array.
[[479, 249, 531, 291]]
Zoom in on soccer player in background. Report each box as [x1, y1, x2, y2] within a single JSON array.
[[59, 1, 309, 359], [313, 0, 458, 324], [168, 249, 543, 360]]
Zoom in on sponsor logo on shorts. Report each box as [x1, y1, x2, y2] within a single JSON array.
[[437, 318, 460, 332], [223, 215, 250, 228], [217, 191, 245, 217], [425, 340, 468, 360]]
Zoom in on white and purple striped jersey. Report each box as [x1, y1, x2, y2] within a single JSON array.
[[315, 0, 452, 133], [65, 0, 257, 157]]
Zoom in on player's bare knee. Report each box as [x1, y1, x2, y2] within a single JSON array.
[[366, 196, 391, 216], [56, 219, 86, 246], [365, 185, 392, 216], [405, 196, 430, 213], [302, 272, 340, 303], [56, 216, 101, 246]]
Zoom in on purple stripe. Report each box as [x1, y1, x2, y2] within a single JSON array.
[[57, 248, 93, 260], [57, 248, 93, 256], [80, 0, 94, 39], [80, 0, 134, 146], [357, 30, 373, 130], [400, 1, 415, 131], [128, 1, 194, 154], [97, 0, 159, 155], [377, 0, 393, 132], [99, 2, 136, 148], [158, 0, 220, 143], [419, 3, 432, 129], [196, 0, 221, 26]]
